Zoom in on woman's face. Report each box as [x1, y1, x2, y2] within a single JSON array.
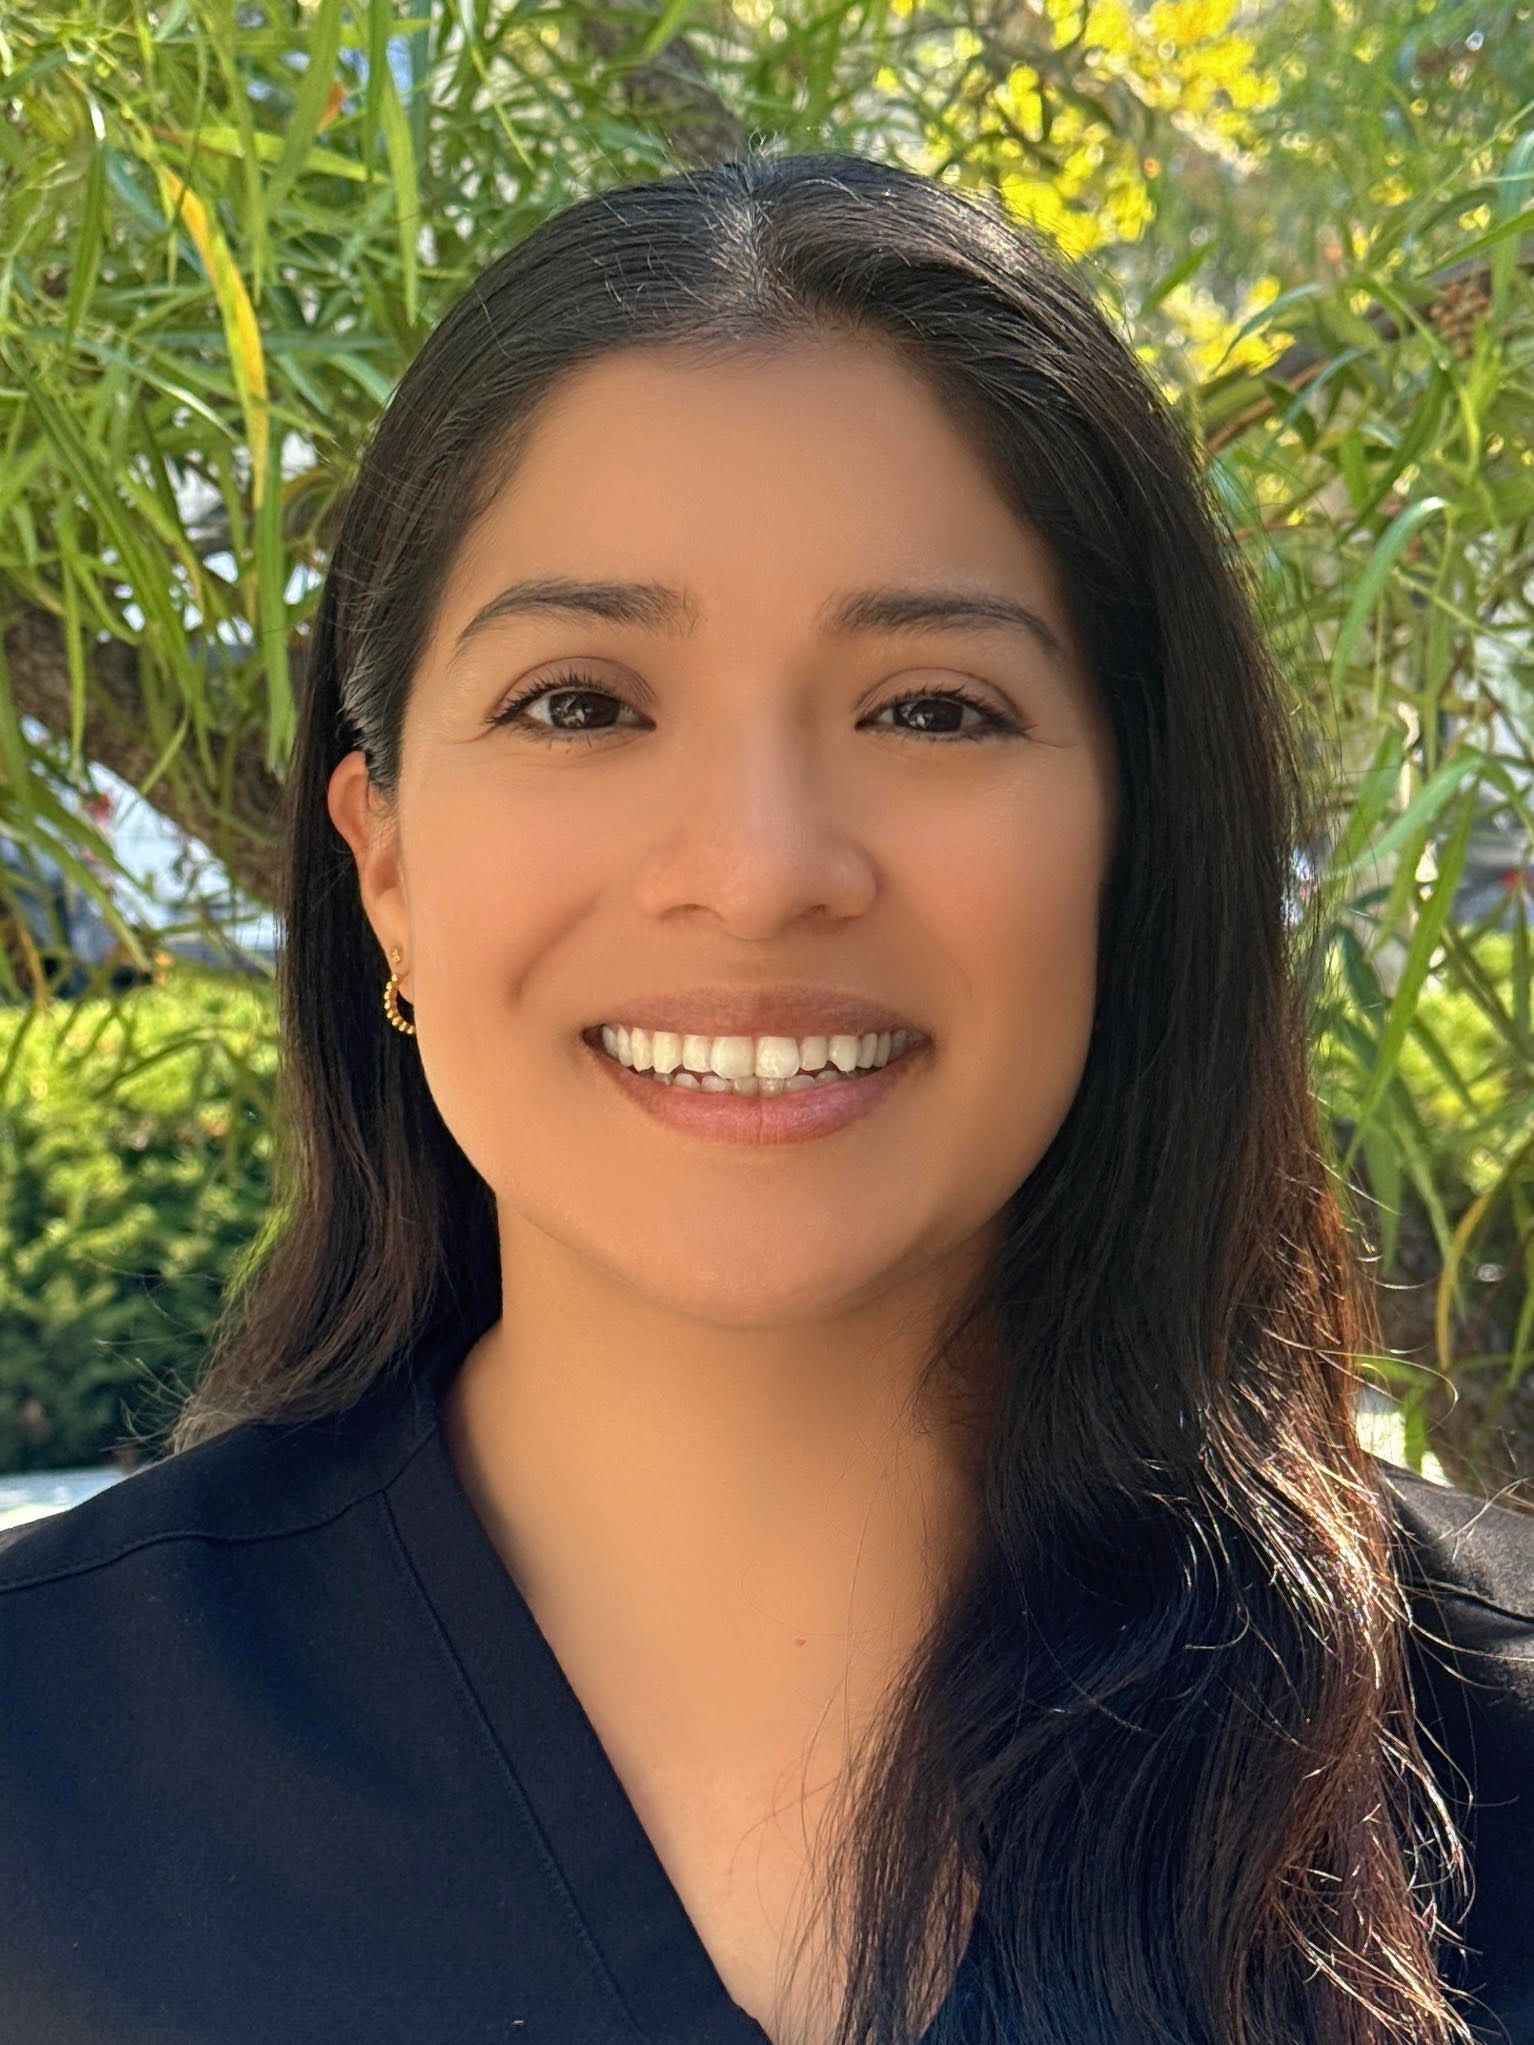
[[329, 337, 1119, 1328]]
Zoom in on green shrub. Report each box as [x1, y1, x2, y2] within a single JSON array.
[[0, 967, 276, 1472]]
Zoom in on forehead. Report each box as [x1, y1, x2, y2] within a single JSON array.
[[437, 338, 1078, 641]]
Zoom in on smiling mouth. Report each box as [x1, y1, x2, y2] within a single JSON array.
[[582, 1023, 925, 1093]]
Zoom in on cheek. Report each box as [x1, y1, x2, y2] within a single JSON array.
[[967, 859, 1101, 1044], [923, 797, 1105, 1165], [404, 788, 590, 990], [399, 795, 591, 1163]]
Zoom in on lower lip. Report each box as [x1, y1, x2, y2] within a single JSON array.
[[580, 1035, 930, 1146]]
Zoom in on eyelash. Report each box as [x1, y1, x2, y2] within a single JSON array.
[[486, 668, 1027, 746]]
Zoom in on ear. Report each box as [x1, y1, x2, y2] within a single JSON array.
[[326, 750, 411, 985]]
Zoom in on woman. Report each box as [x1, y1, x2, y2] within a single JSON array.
[[3, 151, 1531, 2045]]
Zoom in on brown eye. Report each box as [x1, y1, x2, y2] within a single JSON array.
[[485, 673, 1027, 745], [866, 687, 1022, 742], [486, 671, 635, 742]]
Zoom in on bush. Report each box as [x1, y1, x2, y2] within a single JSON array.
[[0, 967, 276, 1473]]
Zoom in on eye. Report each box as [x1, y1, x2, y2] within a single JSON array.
[[485, 670, 1028, 745], [866, 686, 1022, 743], [486, 669, 635, 745]]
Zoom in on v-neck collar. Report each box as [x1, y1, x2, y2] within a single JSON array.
[[378, 1307, 980, 2044]]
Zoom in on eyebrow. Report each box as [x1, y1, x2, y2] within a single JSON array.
[[447, 575, 1070, 671]]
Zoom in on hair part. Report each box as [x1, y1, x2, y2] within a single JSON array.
[[167, 151, 1478, 2044]]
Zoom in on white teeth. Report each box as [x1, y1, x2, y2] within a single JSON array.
[[596, 1023, 915, 1087]]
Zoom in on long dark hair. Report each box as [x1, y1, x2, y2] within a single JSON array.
[[167, 151, 1478, 2044]]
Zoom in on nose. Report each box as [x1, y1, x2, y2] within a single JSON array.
[[627, 719, 879, 938]]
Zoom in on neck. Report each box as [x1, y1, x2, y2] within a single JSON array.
[[439, 1221, 994, 1768]]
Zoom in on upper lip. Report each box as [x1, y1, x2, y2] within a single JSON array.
[[582, 983, 928, 1043]]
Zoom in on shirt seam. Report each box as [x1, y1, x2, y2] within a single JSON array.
[[0, 1416, 440, 1595], [1406, 1581, 1534, 1629], [375, 1484, 649, 2044]]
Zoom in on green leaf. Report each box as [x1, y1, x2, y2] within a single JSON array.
[[56, 507, 90, 775], [377, 59, 420, 330], [331, 350, 396, 405], [63, 122, 108, 348], [1332, 746, 1481, 883], [1219, 279, 1326, 359], [6, 353, 192, 677], [1489, 128, 1534, 320], [264, 0, 347, 220], [149, 123, 367, 182], [1330, 496, 1449, 690], [1359, 1120, 1403, 1271], [1342, 791, 1480, 1166], [199, 0, 270, 297], [1141, 240, 1212, 317], [362, 0, 393, 166], [0, 640, 39, 832], [634, 0, 701, 65], [254, 434, 293, 773]]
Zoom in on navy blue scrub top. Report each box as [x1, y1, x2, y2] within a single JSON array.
[[2, 1307, 1531, 2044]]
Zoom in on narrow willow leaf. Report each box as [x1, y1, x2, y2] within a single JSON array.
[[1438, 1177, 1507, 1376], [1399, 1087, 1456, 1243], [133, 703, 194, 806], [9, 496, 37, 568], [1218, 279, 1324, 358], [1343, 791, 1479, 1159], [0, 440, 50, 525], [1140, 241, 1211, 316], [403, 21, 431, 167], [0, 45, 72, 97], [378, 63, 420, 329], [102, 146, 167, 232], [1356, 264, 1483, 464], [57, 506, 89, 774], [255, 434, 293, 772], [1438, 925, 1534, 1069], [1360, 1122, 1403, 1272], [0, 641, 38, 829], [265, 0, 347, 219], [1358, 365, 1450, 523], [0, 897, 48, 1010], [363, 0, 392, 165], [1337, 427, 1369, 516], [9, 354, 191, 670], [1324, 723, 1406, 884], [1266, 348, 1366, 444], [634, 0, 701, 64], [1338, 924, 1389, 1021], [198, 0, 269, 297], [151, 165, 271, 508], [1330, 496, 1449, 689], [60, 334, 232, 438], [151, 123, 367, 181], [63, 120, 108, 347], [16, 792, 148, 943], [1486, 125, 1534, 317], [1407, 1010, 1480, 1118], [330, 350, 395, 404]]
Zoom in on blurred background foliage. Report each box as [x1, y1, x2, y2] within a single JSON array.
[[0, 0, 1531, 1485]]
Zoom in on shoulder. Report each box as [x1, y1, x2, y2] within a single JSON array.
[[1376, 1455, 1534, 1623], [0, 1369, 428, 1599], [1371, 1452, 1534, 1722], [0, 1425, 308, 1594], [1377, 1443, 1534, 1717], [1371, 1457, 1534, 2030]]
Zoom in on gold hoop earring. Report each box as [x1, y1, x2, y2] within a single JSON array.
[[383, 944, 416, 1037]]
